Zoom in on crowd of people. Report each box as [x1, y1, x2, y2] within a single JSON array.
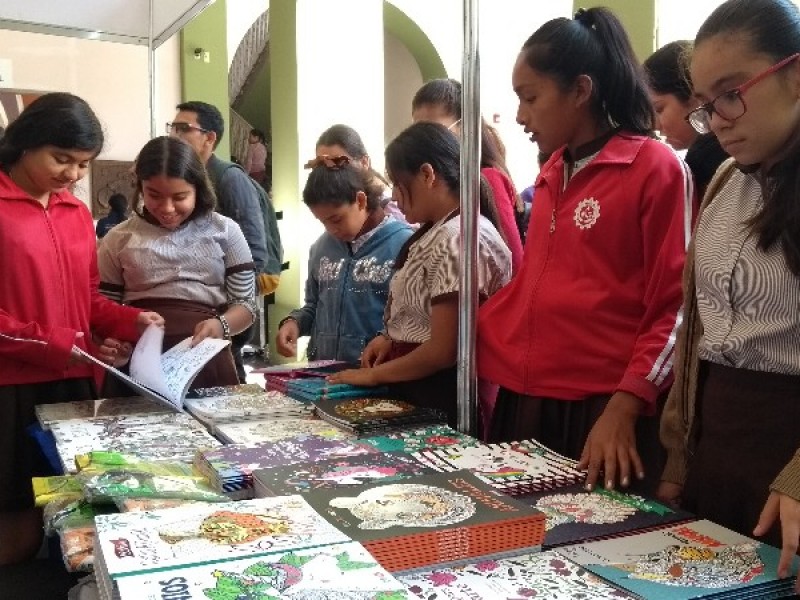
[[1, 0, 799, 592]]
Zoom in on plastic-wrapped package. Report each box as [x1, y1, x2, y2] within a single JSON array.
[[32, 475, 83, 507], [59, 525, 95, 572]]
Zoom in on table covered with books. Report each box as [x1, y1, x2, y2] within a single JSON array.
[[32, 360, 799, 600]]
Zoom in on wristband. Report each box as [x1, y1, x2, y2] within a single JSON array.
[[216, 314, 231, 340]]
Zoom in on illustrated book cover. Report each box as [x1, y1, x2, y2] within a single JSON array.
[[74, 324, 229, 412], [35, 396, 171, 430], [399, 549, 634, 599], [313, 397, 446, 435], [516, 484, 694, 548], [213, 416, 352, 445], [252, 451, 436, 497], [359, 425, 480, 454], [301, 469, 547, 572], [184, 390, 311, 429], [115, 540, 408, 600], [557, 519, 799, 599]]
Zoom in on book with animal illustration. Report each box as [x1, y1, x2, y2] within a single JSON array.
[[213, 416, 352, 445], [73, 324, 229, 412], [94, 496, 351, 581], [399, 549, 634, 599], [557, 519, 799, 599], [517, 484, 694, 548], [301, 469, 547, 572], [114, 541, 408, 600], [252, 451, 436, 498]]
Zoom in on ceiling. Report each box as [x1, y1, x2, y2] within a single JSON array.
[[0, 0, 214, 48]]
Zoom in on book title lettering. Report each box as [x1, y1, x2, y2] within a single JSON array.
[[670, 525, 723, 548], [159, 576, 192, 600], [450, 477, 520, 512]]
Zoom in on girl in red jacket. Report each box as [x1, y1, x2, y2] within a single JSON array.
[[477, 8, 695, 494], [0, 93, 162, 564]]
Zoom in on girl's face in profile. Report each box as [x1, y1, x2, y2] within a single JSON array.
[[141, 175, 196, 230], [649, 91, 699, 150], [691, 34, 800, 167], [309, 191, 369, 242]]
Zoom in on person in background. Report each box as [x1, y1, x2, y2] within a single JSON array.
[[98, 136, 255, 392], [168, 101, 267, 383], [477, 7, 694, 493], [276, 154, 413, 362], [245, 128, 268, 188], [95, 192, 128, 239], [644, 40, 729, 196], [314, 124, 407, 224], [659, 0, 800, 590], [0, 93, 162, 564], [411, 78, 524, 268], [329, 122, 511, 427]]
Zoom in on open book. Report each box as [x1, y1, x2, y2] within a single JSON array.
[[74, 324, 230, 412]]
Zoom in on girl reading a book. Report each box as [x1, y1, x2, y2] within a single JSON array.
[[476, 8, 693, 494], [0, 93, 163, 564], [659, 0, 800, 589], [275, 133, 413, 363], [328, 122, 511, 427], [98, 136, 256, 392]]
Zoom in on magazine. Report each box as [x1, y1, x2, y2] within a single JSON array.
[[73, 324, 229, 412]]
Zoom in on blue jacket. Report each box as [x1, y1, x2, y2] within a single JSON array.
[[289, 218, 413, 362]]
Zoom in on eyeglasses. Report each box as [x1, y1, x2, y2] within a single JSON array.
[[686, 53, 800, 134], [165, 121, 209, 135], [303, 155, 351, 170]]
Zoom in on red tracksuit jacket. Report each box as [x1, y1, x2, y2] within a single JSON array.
[[477, 133, 695, 410], [0, 170, 141, 386]]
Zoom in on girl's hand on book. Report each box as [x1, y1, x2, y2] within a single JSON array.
[[754, 491, 800, 591], [96, 338, 133, 367], [327, 368, 378, 387], [192, 318, 224, 345], [136, 311, 165, 331]]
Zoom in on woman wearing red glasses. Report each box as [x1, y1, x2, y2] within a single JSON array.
[[659, 0, 800, 589]]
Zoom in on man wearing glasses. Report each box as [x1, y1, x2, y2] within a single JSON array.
[[168, 101, 268, 381]]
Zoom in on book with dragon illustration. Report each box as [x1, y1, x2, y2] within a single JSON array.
[[516, 484, 694, 548], [94, 495, 351, 581], [252, 451, 436, 497], [301, 469, 546, 572], [115, 541, 408, 599], [557, 519, 799, 599], [399, 549, 634, 599]]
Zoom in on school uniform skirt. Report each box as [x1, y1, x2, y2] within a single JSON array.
[[683, 361, 800, 548], [488, 389, 666, 494], [102, 298, 239, 398], [0, 378, 95, 511]]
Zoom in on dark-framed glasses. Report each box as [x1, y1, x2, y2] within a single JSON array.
[[165, 121, 209, 135], [686, 52, 800, 134], [303, 155, 352, 170]]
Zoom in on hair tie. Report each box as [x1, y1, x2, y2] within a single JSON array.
[[574, 7, 594, 29]]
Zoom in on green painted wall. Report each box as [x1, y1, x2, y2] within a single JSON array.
[[267, 0, 301, 358], [574, 0, 656, 61], [384, 2, 447, 81], [180, 0, 231, 158]]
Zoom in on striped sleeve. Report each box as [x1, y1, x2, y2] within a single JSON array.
[[223, 218, 257, 318], [97, 231, 126, 304]]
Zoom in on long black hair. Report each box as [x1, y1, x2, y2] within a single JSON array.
[[643, 40, 694, 102], [303, 160, 384, 211], [0, 93, 104, 167], [697, 0, 800, 275], [520, 7, 654, 135], [385, 122, 501, 231], [134, 136, 216, 222]]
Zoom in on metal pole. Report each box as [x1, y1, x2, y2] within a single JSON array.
[[457, 0, 480, 436], [148, 0, 156, 138]]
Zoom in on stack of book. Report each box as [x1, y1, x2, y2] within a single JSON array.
[[301, 470, 547, 573], [399, 549, 635, 599], [194, 436, 380, 500], [35, 397, 171, 430], [213, 416, 354, 445], [286, 378, 391, 403], [252, 451, 436, 498], [314, 397, 446, 435], [517, 483, 694, 548], [49, 413, 220, 474], [92, 496, 355, 600], [557, 519, 799, 599], [411, 440, 585, 495], [183, 388, 313, 431]]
